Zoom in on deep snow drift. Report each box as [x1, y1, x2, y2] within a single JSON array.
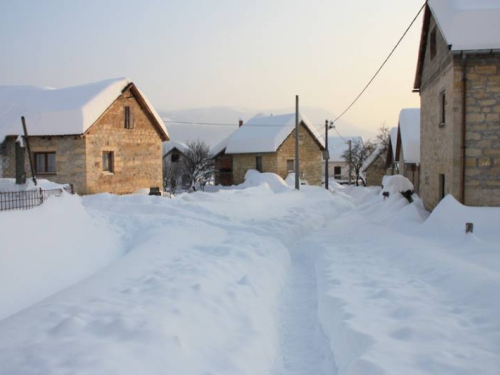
[[0, 173, 499, 375]]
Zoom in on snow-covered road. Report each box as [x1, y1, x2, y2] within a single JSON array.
[[1, 175, 499, 375]]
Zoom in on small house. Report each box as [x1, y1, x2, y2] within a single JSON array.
[[0, 78, 169, 194], [213, 113, 325, 186], [162, 140, 191, 191], [361, 144, 386, 186]]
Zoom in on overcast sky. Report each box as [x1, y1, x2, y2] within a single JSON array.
[[0, 0, 424, 132]]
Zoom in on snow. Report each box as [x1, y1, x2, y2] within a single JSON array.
[[162, 140, 188, 156], [0, 194, 121, 321], [428, 0, 500, 51], [327, 136, 363, 162], [382, 175, 414, 194], [224, 113, 325, 154], [0, 178, 69, 192], [398, 108, 420, 164], [1, 172, 500, 374], [0, 78, 168, 143]]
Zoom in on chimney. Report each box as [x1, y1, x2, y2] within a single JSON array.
[[238, 119, 243, 127]]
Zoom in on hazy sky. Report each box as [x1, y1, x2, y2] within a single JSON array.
[[0, 0, 424, 132]]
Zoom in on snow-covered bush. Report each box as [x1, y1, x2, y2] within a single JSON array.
[[381, 175, 414, 202]]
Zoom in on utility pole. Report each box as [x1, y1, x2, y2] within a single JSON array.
[[324, 119, 329, 190], [21, 116, 37, 186], [295, 95, 300, 190], [348, 139, 352, 186]]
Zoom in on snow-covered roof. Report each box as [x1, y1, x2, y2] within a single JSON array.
[[0, 78, 169, 143], [163, 140, 188, 157], [361, 143, 385, 173], [428, 0, 500, 51], [327, 136, 363, 162], [223, 113, 325, 154], [398, 108, 420, 164]]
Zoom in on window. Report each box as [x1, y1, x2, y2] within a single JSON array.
[[439, 174, 445, 201], [430, 28, 437, 60], [256, 156, 263, 172], [287, 159, 294, 172], [102, 151, 114, 173], [35, 152, 56, 174], [171, 153, 180, 163], [439, 90, 446, 127], [334, 166, 342, 179], [124, 106, 133, 129]]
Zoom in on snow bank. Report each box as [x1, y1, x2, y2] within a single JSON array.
[[240, 170, 292, 193], [315, 185, 500, 375], [0, 194, 121, 321], [382, 175, 414, 194]]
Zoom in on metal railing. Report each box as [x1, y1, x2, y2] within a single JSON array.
[[0, 185, 74, 212]]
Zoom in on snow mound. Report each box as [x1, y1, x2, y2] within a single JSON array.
[[422, 194, 500, 241], [240, 170, 292, 193], [0, 194, 121, 320], [381, 175, 414, 195]]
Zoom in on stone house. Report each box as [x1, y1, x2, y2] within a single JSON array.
[[395, 108, 421, 193], [361, 144, 386, 186], [213, 113, 325, 186], [0, 78, 169, 195], [414, 0, 500, 210], [323, 136, 363, 182]]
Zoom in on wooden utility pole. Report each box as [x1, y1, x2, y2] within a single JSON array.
[[324, 120, 329, 190], [348, 139, 352, 185], [21, 116, 37, 186], [295, 95, 300, 190]]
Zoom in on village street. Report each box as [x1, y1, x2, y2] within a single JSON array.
[[0, 177, 499, 375]]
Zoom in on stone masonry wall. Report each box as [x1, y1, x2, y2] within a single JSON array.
[[232, 153, 277, 185], [419, 15, 463, 210], [1, 135, 87, 192], [461, 54, 500, 206], [365, 155, 386, 187], [84, 87, 164, 195]]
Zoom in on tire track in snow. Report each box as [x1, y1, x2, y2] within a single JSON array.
[[272, 242, 338, 375]]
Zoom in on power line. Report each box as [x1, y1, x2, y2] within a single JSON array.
[[332, 1, 427, 126]]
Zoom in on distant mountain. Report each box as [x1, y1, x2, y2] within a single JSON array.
[[160, 106, 376, 148]]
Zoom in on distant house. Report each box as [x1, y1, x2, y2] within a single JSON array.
[[162, 141, 191, 190], [361, 144, 386, 186], [0, 78, 169, 194], [385, 127, 399, 175], [213, 114, 325, 186], [414, 0, 500, 209], [395, 109, 420, 193], [323, 136, 363, 182]]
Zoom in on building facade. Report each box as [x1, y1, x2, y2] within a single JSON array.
[[414, 3, 500, 209]]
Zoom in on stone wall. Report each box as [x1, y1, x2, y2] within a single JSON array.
[[0, 135, 87, 192], [365, 155, 386, 187], [419, 14, 500, 209], [419, 15, 464, 210], [232, 153, 277, 185], [84, 87, 164, 195], [230, 123, 323, 186]]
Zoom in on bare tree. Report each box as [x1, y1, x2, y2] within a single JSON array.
[[375, 123, 390, 164], [343, 140, 375, 186], [181, 141, 214, 191]]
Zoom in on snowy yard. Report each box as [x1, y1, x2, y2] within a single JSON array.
[[0, 174, 499, 375]]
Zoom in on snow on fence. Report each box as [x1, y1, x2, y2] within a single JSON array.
[[0, 185, 74, 212]]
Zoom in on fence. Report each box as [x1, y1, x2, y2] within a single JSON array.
[[0, 185, 74, 212]]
